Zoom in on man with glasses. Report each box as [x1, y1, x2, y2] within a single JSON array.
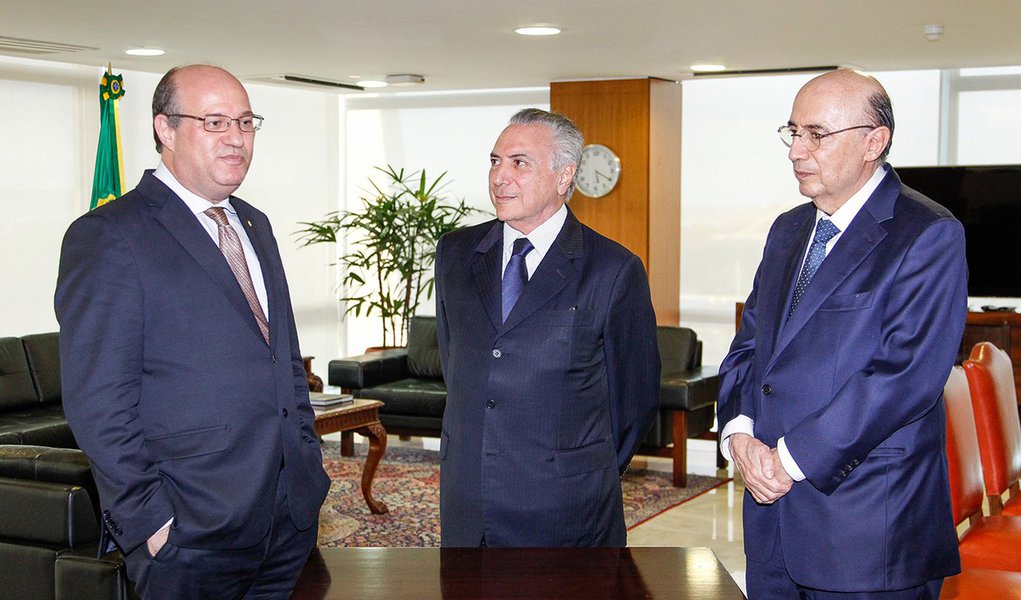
[[56, 65, 329, 599], [718, 69, 966, 598]]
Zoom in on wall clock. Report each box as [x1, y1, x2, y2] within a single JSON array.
[[575, 144, 621, 198]]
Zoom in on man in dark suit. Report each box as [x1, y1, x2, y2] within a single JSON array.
[[718, 69, 967, 598], [55, 65, 330, 599], [435, 108, 660, 547]]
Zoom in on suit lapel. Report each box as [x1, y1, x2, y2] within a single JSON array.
[[469, 222, 504, 331], [760, 211, 814, 361], [144, 175, 268, 344], [771, 170, 899, 361], [500, 211, 582, 332]]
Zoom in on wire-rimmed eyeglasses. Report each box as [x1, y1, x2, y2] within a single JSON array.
[[167, 113, 264, 133], [777, 124, 875, 151]]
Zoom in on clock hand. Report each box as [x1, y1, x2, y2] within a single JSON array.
[[595, 170, 610, 182]]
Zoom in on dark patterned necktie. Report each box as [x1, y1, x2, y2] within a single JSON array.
[[501, 237, 534, 322], [789, 219, 840, 317], [204, 207, 270, 343]]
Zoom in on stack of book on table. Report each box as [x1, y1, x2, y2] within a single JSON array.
[[309, 392, 354, 408]]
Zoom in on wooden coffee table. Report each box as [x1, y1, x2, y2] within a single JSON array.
[[313, 398, 388, 515]]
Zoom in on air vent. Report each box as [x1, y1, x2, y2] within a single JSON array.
[[0, 35, 97, 55], [692, 66, 839, 77], [246, 74, 365, 91]]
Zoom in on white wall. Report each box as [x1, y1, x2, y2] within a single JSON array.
[[679, 70, 942, 363], [0, 56, 344, 374], [4, 57, 1019, 373], [338, 89, 548, 356]]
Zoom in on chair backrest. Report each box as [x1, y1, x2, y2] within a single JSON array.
[[21, 333, 61, 405], [406, 316, 443, 379], [944, 365, 986, 528], [657, 326, 700, 375], [0, 337, 40, 410], [963, 342, 1021, 512]]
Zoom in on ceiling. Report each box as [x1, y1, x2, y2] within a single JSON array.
[[3, 1, 1021, 92]]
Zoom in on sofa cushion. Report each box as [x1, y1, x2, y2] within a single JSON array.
[[0, 405, 76, 448], [356, 379, 447, 418], [406, 316, 443, 379], [22, 333, 61, 405], [0, 477, 99, 548], [0, 337, 40, 410], [657, 327, 698, 374]]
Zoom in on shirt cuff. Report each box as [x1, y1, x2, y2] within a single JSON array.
[[719, 415, 755, 462], [776, 436, 806, 482]]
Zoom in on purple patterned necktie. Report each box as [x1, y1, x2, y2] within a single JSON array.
[[204, 207, 270, 343], [789, 218, 840, 317], [502, 237, 534, 322]]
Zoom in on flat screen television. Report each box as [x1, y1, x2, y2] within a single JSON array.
[[896, 165, 1021, 299]]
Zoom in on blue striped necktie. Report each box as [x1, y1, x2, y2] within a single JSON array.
[[501, 237, 534, 322]]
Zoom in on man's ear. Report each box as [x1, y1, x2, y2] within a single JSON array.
[[154, 115, 176, 153], [864, 126, 891, 162], [556, 164, 576, 196]]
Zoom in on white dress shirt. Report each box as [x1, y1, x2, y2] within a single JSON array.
[[501, 204, 568, 279], [154, 163, 269, 320]]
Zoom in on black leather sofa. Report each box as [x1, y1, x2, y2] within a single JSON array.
[[328, 316, 721, 486], [0, 333, 136, 599], [0, 333, 76, 448]]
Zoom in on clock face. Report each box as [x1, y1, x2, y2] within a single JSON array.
[[575, 144, 621, 198]]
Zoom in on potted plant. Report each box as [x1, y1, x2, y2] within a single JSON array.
[[297, 165, 479, 348]]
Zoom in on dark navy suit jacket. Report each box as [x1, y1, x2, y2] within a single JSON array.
[[718, 166, 967, 591], [55, 171, 330, 554], [435, 211, 660, 547]]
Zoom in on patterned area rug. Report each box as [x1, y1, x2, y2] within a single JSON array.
[[318, 442, 729, 547]]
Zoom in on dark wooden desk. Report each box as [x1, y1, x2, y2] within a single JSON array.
[[291, 546, 745, 599]]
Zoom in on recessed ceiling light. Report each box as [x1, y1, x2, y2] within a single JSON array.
[[690, 64, 727, 73], [515, 26, 561, 36], [124, 47, 165, 57], [357, 80, 388, 89]]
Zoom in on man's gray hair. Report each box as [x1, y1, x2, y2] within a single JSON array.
[[508, 108, 584, 199], [865, 90, 895, 160]]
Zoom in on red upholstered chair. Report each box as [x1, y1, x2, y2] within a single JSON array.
[[940, 567, 1021, 599], [963, 342, 1021, 517], [943, 366, 1021, 571]]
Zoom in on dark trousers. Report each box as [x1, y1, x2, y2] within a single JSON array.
[[124, 474, 317, 600], [746, 526, 944, 600]]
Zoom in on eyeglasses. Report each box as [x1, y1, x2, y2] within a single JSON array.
[[777, 124, 875, 151], [166, 113, 264, 133]]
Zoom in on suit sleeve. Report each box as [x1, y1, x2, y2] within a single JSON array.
[[717, 217, 780, 431], [434, 234, 451, 375], [54, 214, 174, 554], [603, 254, 660, 473], [785, 217, 968, 494]]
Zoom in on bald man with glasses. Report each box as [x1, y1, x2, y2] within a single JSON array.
[[718, 69, 967, 598], [56, 65, 329, 599]]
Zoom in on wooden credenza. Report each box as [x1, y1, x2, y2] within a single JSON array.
[[961, 311, 1021, 406]]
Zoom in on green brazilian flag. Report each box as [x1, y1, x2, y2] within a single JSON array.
[[90, 70, 126, 210]]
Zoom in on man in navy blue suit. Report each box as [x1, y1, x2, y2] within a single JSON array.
[[718, 69, 967, 598], [55, 65, 330, 599], [435, 109, 660, 547]]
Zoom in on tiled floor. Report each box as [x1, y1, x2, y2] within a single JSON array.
[[346, 433, 749, 595], [628, 439, 746, 595]]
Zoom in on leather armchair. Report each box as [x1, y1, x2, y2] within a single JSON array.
[[329, 317, 720, 487], [0, 445, 134, 600]]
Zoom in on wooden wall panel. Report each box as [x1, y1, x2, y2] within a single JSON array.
[[551, 78, 681, 325]]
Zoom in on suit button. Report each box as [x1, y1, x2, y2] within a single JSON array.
[[282, 408, 289, 418], [492, 349, 502, 358], [486, 399, 496, 408], [762, 384, 773, 396]]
